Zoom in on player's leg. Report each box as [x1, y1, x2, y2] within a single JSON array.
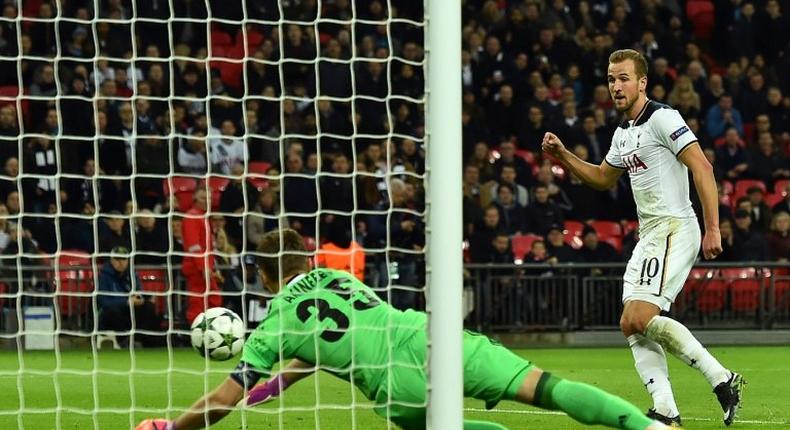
[[620, 229, 681, 422], [621, 219, 742, 425], [511, 368, 665, 430]]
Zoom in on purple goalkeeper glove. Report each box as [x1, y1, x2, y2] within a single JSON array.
[[135, 419, 174, 430], [241, 376, 287, 407]]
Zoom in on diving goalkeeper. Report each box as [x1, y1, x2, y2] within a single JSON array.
[[136, 228, 672, 430]]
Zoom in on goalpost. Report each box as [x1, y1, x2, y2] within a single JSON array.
[[1, 0, 463, 428]]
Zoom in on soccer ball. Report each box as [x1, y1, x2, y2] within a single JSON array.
[[190, 307, 245, 361]]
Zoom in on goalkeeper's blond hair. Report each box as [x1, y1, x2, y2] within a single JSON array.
[[257, 228, 310, 285]]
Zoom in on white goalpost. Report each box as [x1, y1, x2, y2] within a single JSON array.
[[425, 0, 463, 428], [0, 0, 464, 428]]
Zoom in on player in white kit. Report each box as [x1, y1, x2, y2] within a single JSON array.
[[542, 49, 744, 427]]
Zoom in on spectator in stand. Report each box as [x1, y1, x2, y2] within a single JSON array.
[[209, 120, 245, 175], [715, 128, 749, 180], [61, 201, 96, 253], [181, 188, 222, 323], [748, 132, 789, 186], [214, 227, 241, 308], [0, 204, 9, 253], [737, 71, 769, 123], [706, 94, 743, 139], [469, 205, 502, 263], [488, 84, 520, 143], [490, 164, 529, 207], [773, 183, 790, 215], [519, 105, 550, 152], [282, 152, 318, 237], [523, 239, 556, 267], [767, 211, 789, 261], [746, 187, 773, 232], [493, 141, 531, 188], [97, 246, 161, 348], [492, 183, 525, 236], [487, 233, 514, 266], [0, 156, 19, 203], [316, 217, 365, 281], [98, 211, 132, 254], [579, 114, 608, 164], [467, 142, 496, 183], [462, 164, 491, 235], [545, 224, 577, 262], [134, 209, 168, 266], [246, 189, 280, 250], [765, 87, 788, 136], [718, 217, 739, 262], [576, 226, 619, 272], [219, 164, 253, 249], [525, 184, 564, 236], [535, 164, 573, 215], [733, 209, 769, 261], [177, 131, 208, 174]]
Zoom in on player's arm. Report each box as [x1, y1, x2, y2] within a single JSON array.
[[541, 132, 623, 190], [136, 376, 245, 430], [241, 358, 316, 407], [679, 142, 723, 259]]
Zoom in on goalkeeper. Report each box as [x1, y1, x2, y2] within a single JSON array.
[[137, 228, 672, 430]]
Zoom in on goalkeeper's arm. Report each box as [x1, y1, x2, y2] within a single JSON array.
[[241, 358, 315, 407], [136, 376, 244, 430]]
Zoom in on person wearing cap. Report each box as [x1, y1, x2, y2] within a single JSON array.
[[97, 246, 160, 347], [545, 223, 577, 262]]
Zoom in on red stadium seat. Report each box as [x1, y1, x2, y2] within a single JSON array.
[[249, 161, 272, 174], [764, 193, 783, 208], [203, 176, 231, 210], [57, 251, 94, 318], [774, 179, 789, 197], [696, 278, 728, 313], [511, 234, 543, 261], [734, 179, 766, 202], [775, 279, 790, 310], [163, 177, 198, 212], [681, 268, 714, 310], [742, 122, 755, 145], [721, 180, 734, 196], [590, 221, 622, 239], [601, 236, 622, 253], [138, 269, 168, 316], [515, 149, 535, 166], [248, 161, 273, 190], [622, 220, 639, 237], [723, 268, 761, 313], [564, 220, 584, 248], [686, 0, 714, 40]]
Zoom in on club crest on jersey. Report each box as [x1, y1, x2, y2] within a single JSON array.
[[669, 126, 689, 141], [622, 153, 647, 173]]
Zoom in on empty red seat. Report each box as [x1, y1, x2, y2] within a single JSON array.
[[764, 193, 783, 208], [57, 251, 94, 318], [590, 220, 622, 239], [138, 269, 168, 316], [564, 220, 584, 249], [511, 234, 543, 261], [696, 279, 728, 313], [686, 0, 714, 40], [601, 236, 622, 253], [622, 220, 639, 237]]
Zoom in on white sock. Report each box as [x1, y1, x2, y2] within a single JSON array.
[[627, 334, 679, 417], [644, 315, 730, 387]]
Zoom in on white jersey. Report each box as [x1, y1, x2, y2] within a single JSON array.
[[605, 100, 698, 225], [209, 137, 246, 175]]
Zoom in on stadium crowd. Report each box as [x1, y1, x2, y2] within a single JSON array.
[[0, 0, 787, 323]]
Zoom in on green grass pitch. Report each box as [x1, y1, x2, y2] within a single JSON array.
[[0, 346, 787, 429]]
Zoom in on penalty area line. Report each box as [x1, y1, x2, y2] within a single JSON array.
[[464, 408, 787, 425]]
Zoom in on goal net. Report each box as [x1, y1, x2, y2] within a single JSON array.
[[0, 0, 453, 428]]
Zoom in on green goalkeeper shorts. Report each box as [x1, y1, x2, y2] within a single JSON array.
[[373, 330, 533, 429]]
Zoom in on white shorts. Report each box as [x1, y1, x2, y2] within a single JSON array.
[[622, 217, 700, 312]]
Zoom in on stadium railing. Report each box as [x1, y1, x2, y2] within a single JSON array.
[[0, 262, 788, 335], [465, 262, 790, 331]]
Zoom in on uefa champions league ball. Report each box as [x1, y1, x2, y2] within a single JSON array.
[[190, 307, 245, 361]]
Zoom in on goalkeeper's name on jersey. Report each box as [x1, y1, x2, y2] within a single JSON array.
[[280, 270, 332, 303]]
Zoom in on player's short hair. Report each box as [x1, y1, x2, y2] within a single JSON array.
[[608, 49, 648, 78], [257, 228, 310, 282]]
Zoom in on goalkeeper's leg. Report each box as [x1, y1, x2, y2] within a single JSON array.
[[513, 368, 667, 430]]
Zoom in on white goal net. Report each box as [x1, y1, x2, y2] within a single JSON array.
[[0, 0, 442, 428]]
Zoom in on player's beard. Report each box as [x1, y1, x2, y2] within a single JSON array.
[[613, 93, 637, 113]]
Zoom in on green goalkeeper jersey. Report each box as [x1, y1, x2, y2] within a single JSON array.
[[241, 268, 426, 400]]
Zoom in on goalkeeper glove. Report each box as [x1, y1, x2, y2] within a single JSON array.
[[135, 419, 174, 430], [240, 375, 286, 407]]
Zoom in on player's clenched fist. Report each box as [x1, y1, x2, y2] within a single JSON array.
[[135, 419, 174, 430], [541, 132, 565, 157]]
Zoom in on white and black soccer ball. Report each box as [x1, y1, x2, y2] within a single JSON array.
[[190, 307, 245, 361]]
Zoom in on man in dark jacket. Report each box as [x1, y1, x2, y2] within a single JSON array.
[[97, 247, 160, 347]]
